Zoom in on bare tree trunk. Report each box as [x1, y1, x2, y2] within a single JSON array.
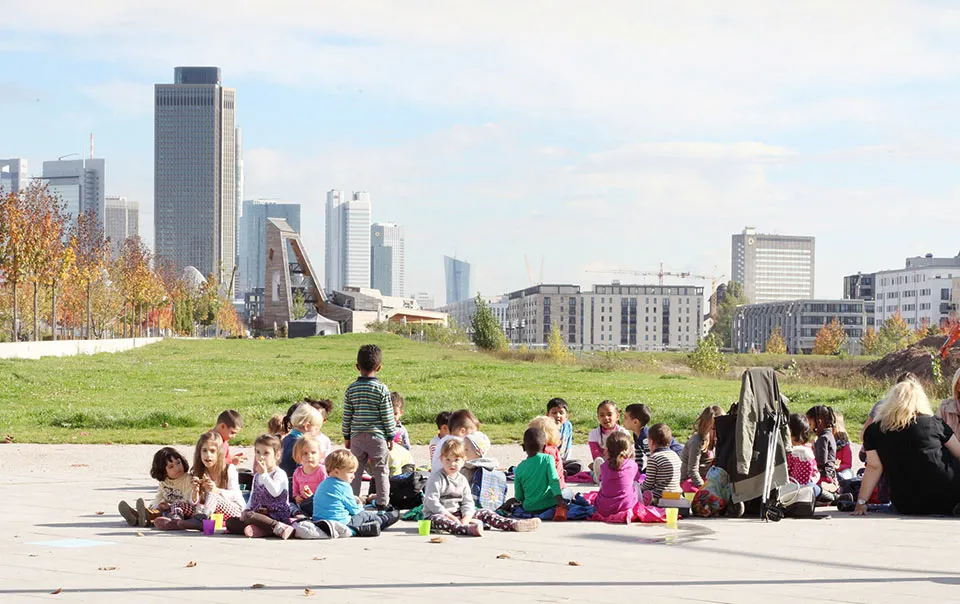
[[122, 305, 127, 338], [86, 280, 92, 339], [32, 282, 39, 341], [11, 281, 18, 341], [51, 284, 57, 341]]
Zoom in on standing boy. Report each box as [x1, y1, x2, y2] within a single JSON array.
[[342, 344, 396, 510]]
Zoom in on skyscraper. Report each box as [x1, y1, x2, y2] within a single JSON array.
[[371, 222, 405, 296], [0, 158, 28, 194], [237, 199, 301, 295], [41, 158, 105, 227], [325, 190, 371, 293], [731, 227, 815, 303], [154, 66, 236, 280], [104, 196, 139, 258], [234, 126, 244, 277], [444, 256, 471, 304]]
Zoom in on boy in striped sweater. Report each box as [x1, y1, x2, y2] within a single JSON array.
[[640, 423, 681, 504], [343, 344, 396, 511]]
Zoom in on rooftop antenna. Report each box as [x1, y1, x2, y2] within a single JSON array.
[[90, 133, 94, 159]]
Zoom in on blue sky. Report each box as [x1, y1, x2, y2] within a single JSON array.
[[4, 1, 960, 304]]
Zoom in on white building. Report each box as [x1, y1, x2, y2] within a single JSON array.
[[580, 283, 703, 351], [325, 190, 371, 293], [732, 299, 872, 355], [414, 292, 435, 310], [104, 196, 139, 257], [438, 295, 508, 334], [874, 253, 960, 328], [371, 222, 405, 297], [0, 158, 28, 194], [732, 227, 815, 303], [41, 158, 105, 226]]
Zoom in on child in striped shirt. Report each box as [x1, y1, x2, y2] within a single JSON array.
[[640, 423, 681, 503]]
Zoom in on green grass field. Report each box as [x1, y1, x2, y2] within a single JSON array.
[[0, 334, 887, 446]]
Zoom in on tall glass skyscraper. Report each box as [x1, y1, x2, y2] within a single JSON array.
[[325, 190, 371, 293], [154, 66, 236, 280], [444, 256, 471, 305], [371, 222, 404, 296], [41, 158, 105, 228]]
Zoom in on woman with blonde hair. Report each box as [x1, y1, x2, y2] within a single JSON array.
[[936, 367, 960, 435], [855, 380, 960, 516]]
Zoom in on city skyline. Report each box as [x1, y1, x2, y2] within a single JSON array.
[[6, 3, 960, 304]]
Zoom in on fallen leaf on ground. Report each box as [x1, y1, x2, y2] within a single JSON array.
[[496, 553, 511, 559], [251, 583, 265, 589], [136, 532, 144, 537], [4, 435, 13, 443], [185, 561, 197, 568], [568, 561, 581, 567], [28, 554, 37, 557], [95, 511, 104, 515], [50, 588, 62, 595], [80, 431, 89, 436], [312, 556, 325, 561], [304, 588, 315, 596], [70, 463, 88, 468], [98, 566, 118, 571], [429, 536, 445, 544]]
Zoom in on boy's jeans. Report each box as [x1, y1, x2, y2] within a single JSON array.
[[350, 433, 391, 507]]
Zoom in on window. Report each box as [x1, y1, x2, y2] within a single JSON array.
[[943, 288, 951, 301]]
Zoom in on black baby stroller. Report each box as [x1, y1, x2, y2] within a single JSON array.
[[714, 368, 810, 521]]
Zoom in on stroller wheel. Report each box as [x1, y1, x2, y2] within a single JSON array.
[[763, 505, 784, 522]]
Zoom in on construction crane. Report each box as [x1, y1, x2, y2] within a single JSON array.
[[585, 262, 690, 286]]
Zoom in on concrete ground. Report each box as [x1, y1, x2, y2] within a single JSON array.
[[2, 443, 959, 603]]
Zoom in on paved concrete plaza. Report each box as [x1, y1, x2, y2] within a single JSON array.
[[2, 443, 959, 603]]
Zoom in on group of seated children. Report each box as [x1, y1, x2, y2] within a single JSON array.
[[787, 406, 854, 504]]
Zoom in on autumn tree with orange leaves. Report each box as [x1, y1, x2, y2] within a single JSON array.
[[72, 208, 110, 338]]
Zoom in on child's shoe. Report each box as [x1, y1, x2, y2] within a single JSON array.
[[243, 524, 271, 538], [553, 505, 568, 522], [153, 517, 178, 530], [514, 518, 541, 532], [192, 506, 209, 521], [379, 510, 401, 530], [135, 499, 149, 527], [118, 501, 138, 526], [355, 521, 381, 537], [272, 522, 294, 540], [466, 522, 483, 537]]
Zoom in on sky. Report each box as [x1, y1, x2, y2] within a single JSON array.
[[4, 1, 960, 305]]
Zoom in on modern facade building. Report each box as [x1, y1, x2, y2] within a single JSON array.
[[505, 284, 581, 347], [154, 66, 236, 280], [103, 196, 139, 258], [0, 158, 28, 194], [580, 283, 704, 351], [843, 272, 876, 301], [234, 127, 244, 275], [371, 222, 405, 296], [438, 295, 509, 334], [732, 299, 871, 355], [444, 256, 471, 305], [874, 254, 960, 328], [732, 227, 815, 303], [41, 158, 105, 226], [237, 199, 301, 295], [325, 190, 371, 293]]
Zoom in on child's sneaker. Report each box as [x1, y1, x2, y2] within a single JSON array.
[[118, 501, 138, 526], [355, 521, 381, 537], [135, 499, 149, 527], [514, 518, 541, 532], [466, 522, 483, 537], [272, 522, 294, 540], [379, 510, 401, 530]]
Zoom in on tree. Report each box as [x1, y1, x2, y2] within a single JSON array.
[[766, 325, 786, 354], [812, 317, 847, 355], [688, 333, 728, 375], [291, 290, 308, 320], [470, 294, 507, 351], [878, 312, 911, 354], [28, 186, 71, 340], [712, 280, 748, 348], [860, 326, 880, 355], [0, 186, 37, 340], [72, 208, 110, 338], [547, 322, 572, 362]]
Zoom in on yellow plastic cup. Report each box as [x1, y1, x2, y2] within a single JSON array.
[[418, 519, 431, 536], [665, 508, 679, 525], [683, 492, 694, 502], [211, 513, 224, 530]]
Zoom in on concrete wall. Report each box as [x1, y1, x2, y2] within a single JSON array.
[[0, 338, 162, 360]]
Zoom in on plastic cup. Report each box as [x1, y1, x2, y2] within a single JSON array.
[[211, 513, 224, 530], [683, 492, 694, 502], [202, 519, 215, 535], [665, 508, 679, 525], [418, 519, 431, 536]]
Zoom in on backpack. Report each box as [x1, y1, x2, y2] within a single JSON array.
[[388, 470, 428, 510], [777, 480, 816, 518], [470, 467, 508, 510]]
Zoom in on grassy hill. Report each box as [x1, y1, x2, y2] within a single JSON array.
[[0, 334, 885, 445]]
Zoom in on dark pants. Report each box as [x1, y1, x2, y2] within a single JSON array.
[[225, 510, 283, 535], [346, 510, 391, 532], [297, 496, 314, 518]]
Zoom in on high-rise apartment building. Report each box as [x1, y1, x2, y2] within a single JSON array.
[[580, 283, 703, 351], [237, 199, 300, 295], [0, 158, 28, 194], [371, 222, 404, 296], [234, 127, 244, 276], [325, 190, 371, 293], [103, 196, 139, 258], [444, 256, 471, 304], [154, 66, 236, 280], [41, 158, 105, 227], [731, 227, 815, 303]]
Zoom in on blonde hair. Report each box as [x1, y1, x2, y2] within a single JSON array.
[[324, 448, 358, 474], [293, 434, 321, 464], [528, 415, 561, 447], [832, 411, 849, 443], [441, 438, 466, 459], [876, 381, 933, 433], [267, 413, 284, 436], [290, 404, 323, 431]]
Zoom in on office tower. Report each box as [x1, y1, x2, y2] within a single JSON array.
[[237, 199, 301, 295], [444, 255, 471, 304], [234, 126, 243, 275], [0, 158, 28, 194], [371, 222, 405, 296], [41, 158, 105, 227], [154, 66, 236, 280], [325, 190, 371, 292], [731, 227, 815, 303], [103, 196, 139, 257]]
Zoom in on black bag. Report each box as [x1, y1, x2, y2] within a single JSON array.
[[387, 470, 428, 510]]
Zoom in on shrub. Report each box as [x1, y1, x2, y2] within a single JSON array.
[[688, 334, 728, 376]]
